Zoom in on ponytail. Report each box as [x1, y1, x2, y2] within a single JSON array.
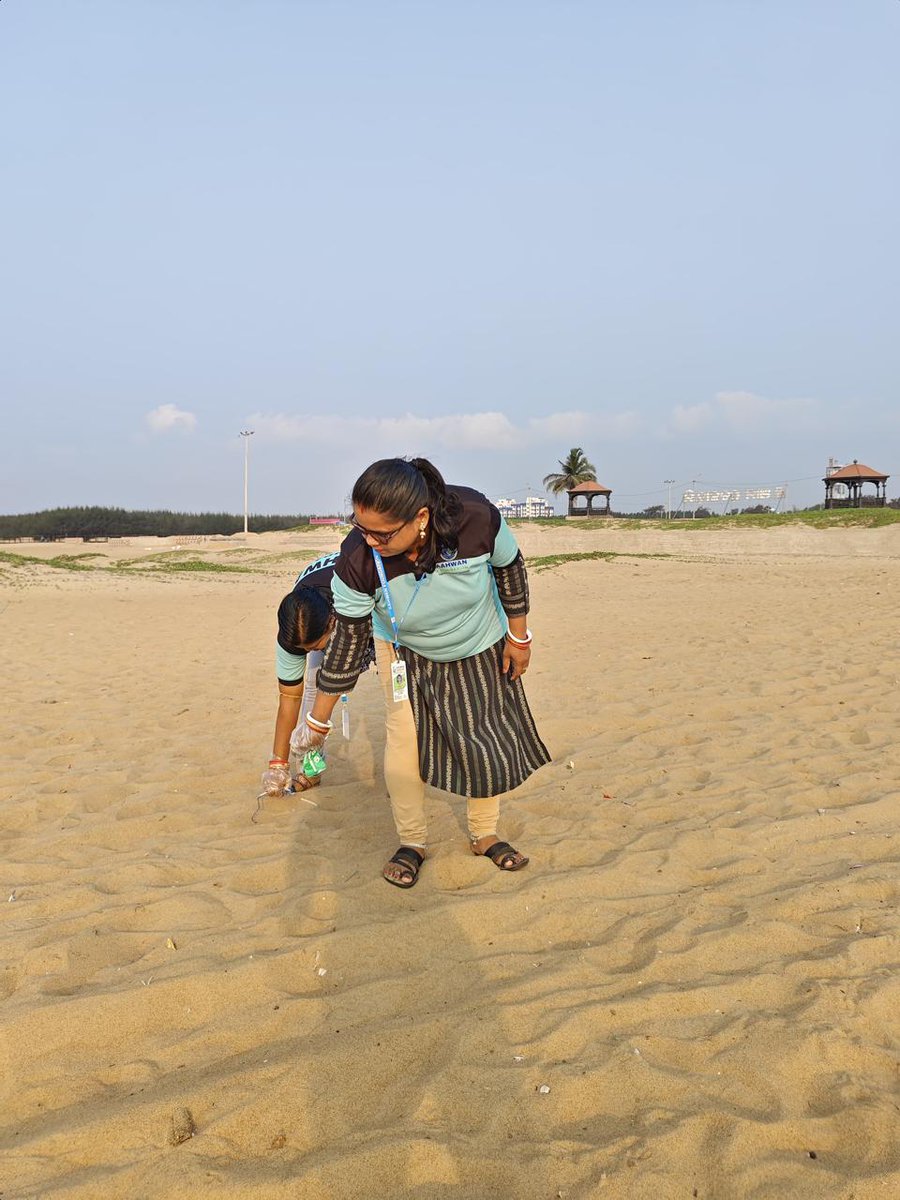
[[408, 457, 462, 571]]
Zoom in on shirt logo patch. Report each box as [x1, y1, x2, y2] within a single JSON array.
[[434, 558, 470, 570], [297, 552, 339, 583]]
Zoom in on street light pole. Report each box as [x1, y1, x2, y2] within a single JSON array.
[[240, 430, 254, 534], [664, 479, 675, 520]]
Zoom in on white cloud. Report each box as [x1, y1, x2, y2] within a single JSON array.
[[527, 410, 645, 440], [670, 403, 713, 433], [146, 404, 198, 433], [247, 409, 641, 451], [715, 390, 815, 432], [666, 392, 818, 438], [526, 411, 592, 440], [377, 411, 518, 449]]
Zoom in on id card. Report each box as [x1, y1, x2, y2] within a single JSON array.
[[390, 658, 409, 703]]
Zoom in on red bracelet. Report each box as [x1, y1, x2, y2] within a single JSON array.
[[269, 757, 289, 767]]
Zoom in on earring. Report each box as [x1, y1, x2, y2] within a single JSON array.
[[419, 525, 426, 539]]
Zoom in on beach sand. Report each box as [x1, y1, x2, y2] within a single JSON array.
[[1, 524, 898, 1199]]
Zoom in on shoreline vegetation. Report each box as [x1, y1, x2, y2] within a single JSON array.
[[0, 506, 329, 541], [2, 504, 900, 546]]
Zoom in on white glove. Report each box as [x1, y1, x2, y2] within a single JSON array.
[[290, 721, 329, 754], [260, 763, 291, 797]]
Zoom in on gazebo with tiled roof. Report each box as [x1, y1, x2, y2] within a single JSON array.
[[566, 479, 612, 517], [823, 460, 890, 509]]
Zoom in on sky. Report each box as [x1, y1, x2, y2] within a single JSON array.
[[2, 0, 898, 516]]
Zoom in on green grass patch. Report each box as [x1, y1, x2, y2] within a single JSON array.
[[507, 517, 569, 528], [293, 524, 347, 533], [0, 551, 104, 571], [529, 550, 674, 571], [143, 559, 252, 574], [250, 550, 332, 566], [511, 509, 900, 532], [652, 509, 900, 531]]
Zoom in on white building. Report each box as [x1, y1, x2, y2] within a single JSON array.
[[496, 495, 556, 519]]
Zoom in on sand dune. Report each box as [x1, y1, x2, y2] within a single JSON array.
[[1, 526, 898, 1198]]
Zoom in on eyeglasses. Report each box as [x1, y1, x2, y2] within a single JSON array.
[[349, 514, 410, 546]]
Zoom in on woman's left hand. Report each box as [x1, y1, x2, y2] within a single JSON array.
[[291, 720, 329, 753], [503, 639, 531, 682]]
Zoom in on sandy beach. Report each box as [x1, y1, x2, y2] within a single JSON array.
[[1, 523, 898, 1199]]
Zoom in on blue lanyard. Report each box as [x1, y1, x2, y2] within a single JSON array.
[[372, 549, 426, 650]]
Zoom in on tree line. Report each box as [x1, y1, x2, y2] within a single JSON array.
[[0, 507, 319, 540]]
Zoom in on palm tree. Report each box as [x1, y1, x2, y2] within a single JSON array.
[[542, 447, 597, 495]]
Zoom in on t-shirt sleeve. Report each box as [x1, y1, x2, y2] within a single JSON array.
[[332, 533, 378, 620], [331, 572, 376, 620], [489, 513, 520, 568], [276, 643, 306, 685]]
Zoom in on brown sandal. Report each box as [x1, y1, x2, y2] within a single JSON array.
[[474, 839, 529, 871], [383, 847, 424, 889]]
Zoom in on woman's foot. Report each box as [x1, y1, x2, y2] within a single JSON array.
[[291, 773, 321, 793], [470, 835, 529, 871], [383, 846, 425, 888]]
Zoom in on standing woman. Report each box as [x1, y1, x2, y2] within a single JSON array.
[[292, 457, 550, 887]]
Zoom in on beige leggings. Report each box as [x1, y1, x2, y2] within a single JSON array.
[[375, 638, 500, 848]]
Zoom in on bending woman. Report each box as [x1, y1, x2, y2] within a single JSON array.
[[292, 457, 550, 887], [261, 554, 339, 797]]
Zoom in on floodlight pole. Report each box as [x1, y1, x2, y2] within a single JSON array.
[[664, 479, 675, 520], [240, 430, 254, 534]]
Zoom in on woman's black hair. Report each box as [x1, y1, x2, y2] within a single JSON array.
[[351, 456, 462, 573], [277, 586, 332, 655]]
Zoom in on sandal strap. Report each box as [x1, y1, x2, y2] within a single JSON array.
[[485, 840, 517, 866], [388, 847, 424, 872]]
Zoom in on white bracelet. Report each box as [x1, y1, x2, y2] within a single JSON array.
[[505, 627, 533, 646], [305, 714, 333, 732]]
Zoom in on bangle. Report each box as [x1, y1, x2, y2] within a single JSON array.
[[505, 628, 533, 646], [269, 757, 289, 767], [305, 714, 333, 732]]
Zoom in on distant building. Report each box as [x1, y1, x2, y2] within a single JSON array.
[[496, 496, 556, 519]]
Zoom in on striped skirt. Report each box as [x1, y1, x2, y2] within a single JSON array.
[[400, 637, 551, 798]]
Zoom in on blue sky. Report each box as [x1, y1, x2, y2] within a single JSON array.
[[2, 0, 898, 515]]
